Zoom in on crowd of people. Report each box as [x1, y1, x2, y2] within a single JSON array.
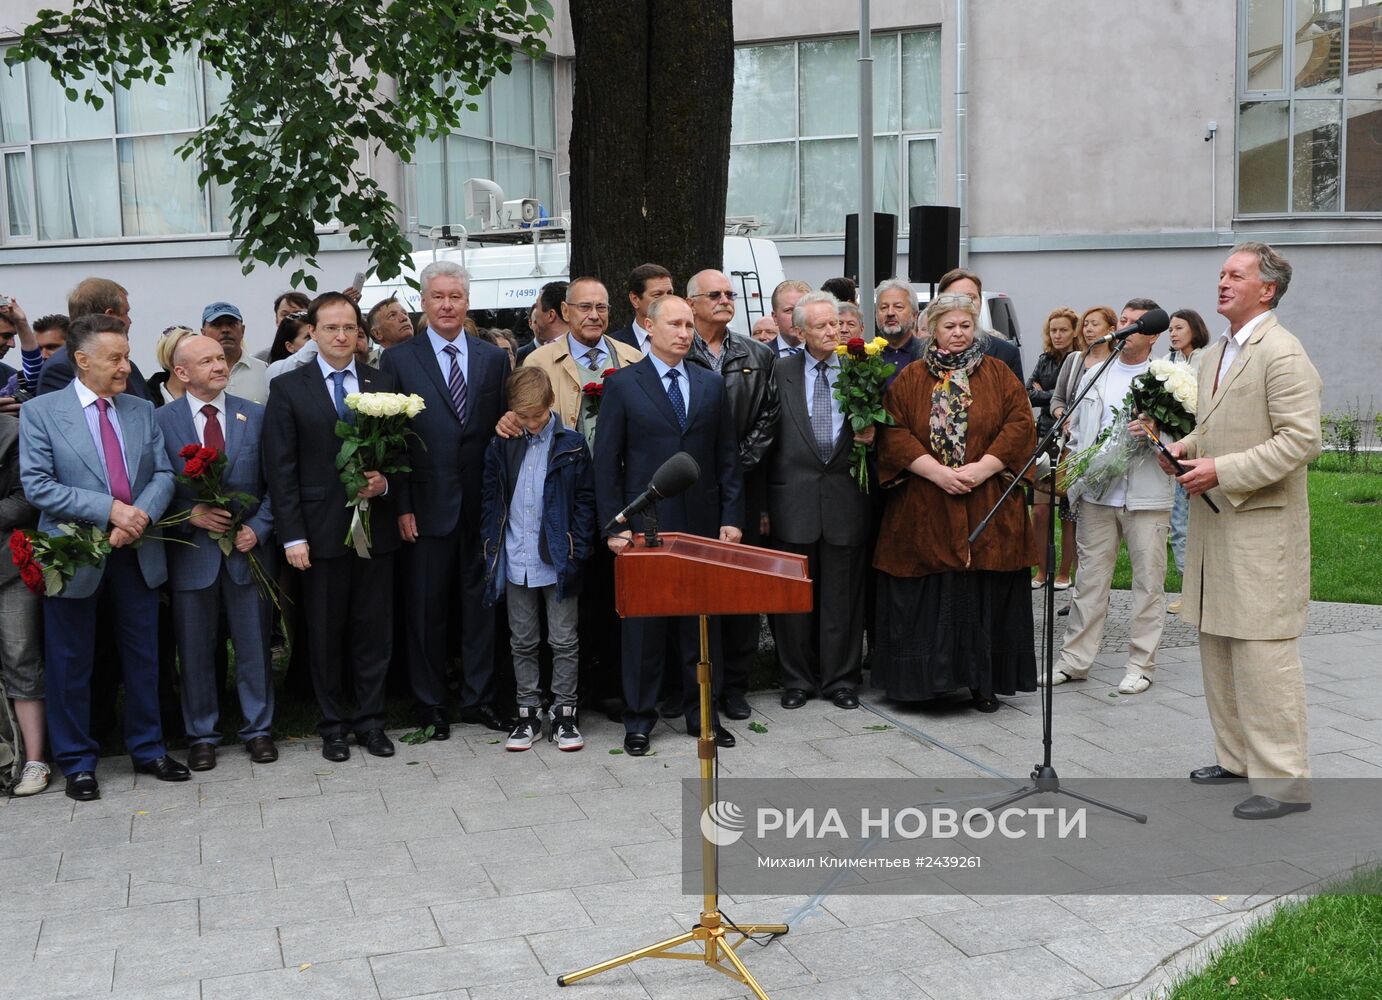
[[0, 241, 1322, 819]]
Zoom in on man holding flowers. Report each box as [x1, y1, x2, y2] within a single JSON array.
[[263, 292, 400, 762], [156, 334, 277, 771], [18, 313, 183, 800], [1044, 299, 1172, 696]]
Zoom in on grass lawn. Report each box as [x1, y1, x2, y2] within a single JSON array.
[[1100, 468, 1382, 606], [1166, 868, 1382, 999]]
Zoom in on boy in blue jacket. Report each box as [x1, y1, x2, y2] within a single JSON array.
[[482, 368, 596, 751]]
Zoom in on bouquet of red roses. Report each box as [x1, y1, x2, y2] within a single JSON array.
[[176, 444, 281, 609], [9, 524, 112, 596], [580, 367, 618, 417]]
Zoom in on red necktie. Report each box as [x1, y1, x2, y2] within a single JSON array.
[[95, 398, 133, 505], [201, 404, 225, 452]]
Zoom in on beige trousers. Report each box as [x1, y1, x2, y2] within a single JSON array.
[[1200, 631, 1311, 803], [1057, 504, 1169, 677]]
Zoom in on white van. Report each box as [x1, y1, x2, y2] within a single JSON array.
[[359, 227, 787, 340]]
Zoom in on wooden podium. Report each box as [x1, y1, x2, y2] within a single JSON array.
[[557, 533, 812, 999]]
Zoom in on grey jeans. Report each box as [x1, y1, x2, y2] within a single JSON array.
[[506, 582, 580, 708]]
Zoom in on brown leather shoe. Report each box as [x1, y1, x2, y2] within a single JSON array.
[[187, 743, 217, 771], [245, 735, 279, 764]]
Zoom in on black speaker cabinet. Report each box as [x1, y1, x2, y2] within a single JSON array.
[[908, 205, 961, 285], [844, 212, 897, 285]]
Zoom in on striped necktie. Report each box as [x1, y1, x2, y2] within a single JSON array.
[[443, 343, 467, 421]]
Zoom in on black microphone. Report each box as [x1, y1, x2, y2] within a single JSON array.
[[1093, 308, 1170, 346], [603, 452, 701, 534]]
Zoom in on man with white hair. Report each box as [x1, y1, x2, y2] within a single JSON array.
[[380, 261, 512, 739]]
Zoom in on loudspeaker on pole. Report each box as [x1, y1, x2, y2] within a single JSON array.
[[844, 212, 897, 285], [908, 205, 961, 285]]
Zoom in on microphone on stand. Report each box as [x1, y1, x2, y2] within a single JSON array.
[[1092, 308, 1170, 346], [603, 452, 701, 535]]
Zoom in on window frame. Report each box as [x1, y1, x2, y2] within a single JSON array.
[[728, 28, 944, 239], [1235, 0, 1380, 218], [410, 54, 560, 234]]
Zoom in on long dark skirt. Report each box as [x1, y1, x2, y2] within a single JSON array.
[[871, 569, 1036, 701]]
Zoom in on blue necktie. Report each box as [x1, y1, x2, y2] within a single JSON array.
[[330, 370, 349, 421], [811, 360, 835, 460], [665, 369, 687, 429], [443, 343, 467, 422]]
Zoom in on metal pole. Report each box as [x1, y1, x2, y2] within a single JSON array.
[[858, 0, 874, 306], [955, 0, 969, 265]]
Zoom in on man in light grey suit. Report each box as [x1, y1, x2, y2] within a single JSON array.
[[18, 314, 183, 801], [156, 335, 277, 771], [766, 292, 873, 711]]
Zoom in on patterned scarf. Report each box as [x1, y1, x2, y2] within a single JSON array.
[[923, 336, 986, 467]]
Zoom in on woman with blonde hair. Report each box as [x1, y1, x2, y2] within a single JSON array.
[[872, 292, 1038, 713], [147, 325, 197, 407], [1028, 307, 1079, 588]]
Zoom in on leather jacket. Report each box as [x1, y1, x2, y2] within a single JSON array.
[[688, 331, 780, 473]]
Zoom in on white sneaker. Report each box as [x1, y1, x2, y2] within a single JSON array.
[[551, 706, 584, 752], [1167, 599, 1183, 614], [505, 709, 542, 752], [13, 761, 50, 797], [1118, 671, 1153, 695], [1036, 669, 1084, 687]]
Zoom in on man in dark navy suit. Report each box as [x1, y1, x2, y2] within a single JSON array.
[[593, 296, 744, 756], [381, 261, 511, 738], [608, 263, 674, 353]]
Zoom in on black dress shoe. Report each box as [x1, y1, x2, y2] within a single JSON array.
[[460, 705, 513, 732], [1233, 794, 1311, 820], [831, 689, 859, 710], [358, 729, 395, 757], [780, 689, 809, 710], [425, 707, 450, 741], [245, 735, 278, 763], [1190, 764, 1248, 785], [65, 771, 100, 802], [134, 755, 192, 782], [686, 723, 736, 749], [623, 733, 650, 756], [970, 694, 1001, 714], [721, 691, 752, 720], [321, 734, 350, 762], [187, 743, 217, 771]]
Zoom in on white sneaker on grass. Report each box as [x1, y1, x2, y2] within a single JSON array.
[[13, 761, 50, 796]]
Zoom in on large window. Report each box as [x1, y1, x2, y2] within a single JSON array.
[[414, 57, 557, 232], [0, 48, 233, 242], [727, 29, 942, 237], [1238, 0, 1382, 214]]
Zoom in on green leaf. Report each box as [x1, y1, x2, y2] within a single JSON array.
[[748, 720, 768, 734]]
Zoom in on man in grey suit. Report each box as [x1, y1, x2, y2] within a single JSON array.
[[766, 292, 873, 711], [156, 335, 277, 771], [18, 314, 184, 801]]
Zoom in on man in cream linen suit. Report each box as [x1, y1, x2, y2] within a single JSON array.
[[1167, 242, 1322, 821]]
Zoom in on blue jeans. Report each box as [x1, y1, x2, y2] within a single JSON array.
[[1170, 484, 1190, 574]]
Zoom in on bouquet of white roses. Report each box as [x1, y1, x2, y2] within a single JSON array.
[[1058, 359, 1198, 500], [336, 392, 426, 555]]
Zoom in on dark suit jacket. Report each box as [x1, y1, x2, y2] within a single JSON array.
[[37, 345, 151, 401], [984, 335, 1024, 384], [608, 324, 640, 351], [592, 356, 743, 538], [156, 393, 275, 590], [380, 332, 508, 535], [766, 354, 871, 547], [261, 360, 400, 559]]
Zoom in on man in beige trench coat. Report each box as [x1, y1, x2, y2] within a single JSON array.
[[1166, 241, 1322, 820]]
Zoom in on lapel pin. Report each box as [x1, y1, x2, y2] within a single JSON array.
[[235, 412, 248, 422]]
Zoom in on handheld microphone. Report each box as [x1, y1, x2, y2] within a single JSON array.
[[603, 452, 701, 534], [1093, 308, 1170, 346]]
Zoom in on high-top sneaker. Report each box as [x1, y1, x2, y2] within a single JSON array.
[[505, 706, 542, 752], [551, 705, 584, 752]]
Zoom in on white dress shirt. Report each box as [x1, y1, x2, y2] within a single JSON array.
[[647, 351, 691, 413], [632, 319, 652, 354], [1214, 310, 1270, 389], [72, 378, 124, 498], [188, 392, 227, 445], [773, 334, 803, 358], [803, 351, 845, 445], [426, 327, 468, 379]]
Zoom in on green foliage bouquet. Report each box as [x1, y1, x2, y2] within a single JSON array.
[[335, 391, 426, 554]]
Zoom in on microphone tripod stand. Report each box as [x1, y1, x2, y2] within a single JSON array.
[[969, 341, 1146, 823]]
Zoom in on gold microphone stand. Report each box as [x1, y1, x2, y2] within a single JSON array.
[[556, 614, 788, 997]]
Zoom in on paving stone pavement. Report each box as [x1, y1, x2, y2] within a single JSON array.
[[3, 606, 1380, 1000]]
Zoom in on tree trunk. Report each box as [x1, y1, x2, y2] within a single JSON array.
[[569, 0, 734, 328]]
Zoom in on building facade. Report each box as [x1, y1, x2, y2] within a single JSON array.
[[1, 0, 1378, 410]]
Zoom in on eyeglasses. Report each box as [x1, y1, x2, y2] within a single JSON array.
[[318, 324, 360, 336], [689, 290, 737, 302], [566, 302, 610, 315]]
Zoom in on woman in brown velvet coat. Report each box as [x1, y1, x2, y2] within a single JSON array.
[[872, 293, 1039, 712]]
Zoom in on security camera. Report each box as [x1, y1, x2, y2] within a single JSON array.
[[1204, 120, 1218, 143]]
